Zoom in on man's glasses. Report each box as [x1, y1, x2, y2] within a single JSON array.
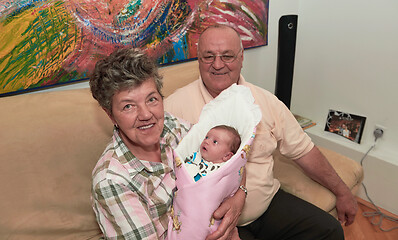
[[199, 49, 242, 64]]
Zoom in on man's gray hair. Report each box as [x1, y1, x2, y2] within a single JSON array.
[[197, 24, 243, 51]]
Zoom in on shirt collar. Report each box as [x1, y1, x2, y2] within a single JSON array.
[[112, 126, 171, 176], [198, 74, 247, 103]]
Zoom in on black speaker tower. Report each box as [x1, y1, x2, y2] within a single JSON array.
[[275, 15, 298, 109]]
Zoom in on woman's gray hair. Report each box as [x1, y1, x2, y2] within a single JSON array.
[[89, 48, 163, 113]]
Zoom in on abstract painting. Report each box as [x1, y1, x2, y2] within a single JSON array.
[[0, 0, 269, 96]]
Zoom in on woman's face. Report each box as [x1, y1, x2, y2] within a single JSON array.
[[107, 78, 164, 154]]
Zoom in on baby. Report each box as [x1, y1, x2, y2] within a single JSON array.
[[167, 84, 261, 240], [185, 125, 241, 182]]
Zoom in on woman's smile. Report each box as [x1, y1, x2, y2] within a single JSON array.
[[108, 78, 165, 154]]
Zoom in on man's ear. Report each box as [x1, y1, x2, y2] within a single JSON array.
[[223, 152, 234, 162], [103, 108, 117, 126]]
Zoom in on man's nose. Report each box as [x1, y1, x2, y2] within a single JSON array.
[[212, 56, 225, 69]]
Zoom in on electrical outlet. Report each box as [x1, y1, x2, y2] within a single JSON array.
[[374, 124, 387, 138]]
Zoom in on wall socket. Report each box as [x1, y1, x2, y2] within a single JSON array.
[[374, 124, 387, 139]]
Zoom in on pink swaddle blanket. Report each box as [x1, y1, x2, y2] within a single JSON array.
[[167, 84, 261, 240]]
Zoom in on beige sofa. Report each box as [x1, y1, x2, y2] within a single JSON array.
[[0, 61, 364, 239]]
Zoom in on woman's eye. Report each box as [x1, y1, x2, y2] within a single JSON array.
[[148, 97, 158, 104], [123, 104, 135, 110]]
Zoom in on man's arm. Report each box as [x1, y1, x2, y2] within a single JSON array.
[[294, 146, 358, 226]]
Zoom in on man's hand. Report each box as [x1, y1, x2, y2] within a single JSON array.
[[205, 189, 246, 240], [335, 188, 358, 226], [295, 146, 358, 226], [230, 227, 241, 240]]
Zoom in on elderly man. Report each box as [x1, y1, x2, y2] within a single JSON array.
[[165, 24, 357, 240]]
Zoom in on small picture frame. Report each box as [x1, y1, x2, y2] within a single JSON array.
[[324, 110, 366, 143]]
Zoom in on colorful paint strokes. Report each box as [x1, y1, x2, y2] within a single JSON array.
[[0, 0, 268, 96]]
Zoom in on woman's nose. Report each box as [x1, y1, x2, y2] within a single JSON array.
[[137, 105, 152, 120]]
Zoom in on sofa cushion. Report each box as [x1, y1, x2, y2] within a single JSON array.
[[0, 88, 111, 239]]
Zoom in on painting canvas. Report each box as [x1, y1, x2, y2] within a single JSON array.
[[324, 109, 366, 144], [0, 0, 269, 96]]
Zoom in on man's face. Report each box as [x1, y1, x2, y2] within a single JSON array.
[[198, 27, 244, 98]]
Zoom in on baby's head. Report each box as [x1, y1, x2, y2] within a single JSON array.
[[200, 125, 241, 163]]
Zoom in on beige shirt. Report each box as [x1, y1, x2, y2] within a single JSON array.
[[164, 76, 314, 225]]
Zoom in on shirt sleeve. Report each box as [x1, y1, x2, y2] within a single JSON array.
[[93, 178, 159, 240], [272, 96, 314, 159]]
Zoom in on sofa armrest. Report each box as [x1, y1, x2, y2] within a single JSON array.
[[273, 146, 364, 216]]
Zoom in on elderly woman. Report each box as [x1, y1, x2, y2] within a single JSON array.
[[90, 48, 245, 240], [89, 48, 191, 239]]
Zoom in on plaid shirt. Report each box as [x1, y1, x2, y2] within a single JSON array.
[[92, 112, 190, 240]]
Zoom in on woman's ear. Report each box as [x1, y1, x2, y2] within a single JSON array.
[[222, 152, 234, 162], [103, 108, 117, 126]]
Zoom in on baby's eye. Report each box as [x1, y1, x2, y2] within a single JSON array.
[[205, 136, 209, 139], [213, 140, 218, 144]]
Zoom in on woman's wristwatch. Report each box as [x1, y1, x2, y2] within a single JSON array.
[[239, 185, 248, 197]]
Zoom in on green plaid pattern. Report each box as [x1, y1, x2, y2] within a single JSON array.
[[92, 112, 190, 239]]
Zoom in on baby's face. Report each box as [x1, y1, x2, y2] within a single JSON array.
[[200, 128, 233, 163]]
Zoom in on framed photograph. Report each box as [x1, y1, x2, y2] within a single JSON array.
[[324, 110, 366, 143]]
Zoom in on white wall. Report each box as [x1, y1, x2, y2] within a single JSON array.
[[293, 0, 398, 165], [291, 0, 398, 214], [244, 0, 398, 215]]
